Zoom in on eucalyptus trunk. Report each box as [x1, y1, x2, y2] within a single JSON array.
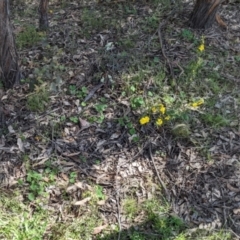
[[0, 0, 21, 88], [190, 0, 222, 29], [39, 0, 49, 30]]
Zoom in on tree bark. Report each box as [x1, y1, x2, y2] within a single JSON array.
[[190, 0, 222, 29], [39, 0, 49, 31], [0, 0, 21, 89]]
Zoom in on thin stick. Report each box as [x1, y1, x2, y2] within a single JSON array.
[[149, 144, 170, 202], [157, 22, 175, 81], [115, 159, 122, 240]]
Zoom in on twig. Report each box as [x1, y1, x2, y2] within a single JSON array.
[[229, 228, 240, 239], [149, 144, 170, 202], [83, 82, 104, 102], [157, 22, 175, 81], [116, 189, 121, 240], [115, 159, 122, 240]]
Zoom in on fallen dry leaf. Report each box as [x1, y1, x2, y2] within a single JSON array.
[[79, 118, 90, 129], [60, 173, 69, 181], [97, 200, 106, 206], [92, 224, 108, 234], [233, 208, 240, 215], [73, 197, 91, 206], [17, 138, 24, 152], [75, 181, 84, 189]]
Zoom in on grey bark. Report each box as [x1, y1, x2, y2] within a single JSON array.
[[190, 0, 222, 29], [39, 0, 49, 30], [0, 0, 21, 88]]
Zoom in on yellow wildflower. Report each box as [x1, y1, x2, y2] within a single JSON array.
[[35, 136, 41, 141], [140, 116, 150, 125], [191, 98, 204, 108], [156, 118, 163, 126], [198, 44, 204, 52], [159, 104, 166, 115], [151, 106, 158, 114], [164, 115, 171, 121]]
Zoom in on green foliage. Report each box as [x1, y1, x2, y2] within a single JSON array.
[[151, 215, 186, 239], [44, 161, 59, 181], [119, 36, 136, 49], [131, 96, 145, 109], [180, 29, 195, 42], [123, 198, 139, 219], [81, 9, 105, 36], [129, 232, 145, 240], [16, 25, 45, 49], [69, 85, 88, 100], [49, 211, 100, 240], [69, 116, 79, 123], [0, 191, 49, 239], [26, 85, 49, 112], [69, 84, 77, 95], [94, 103, 108, 123], [26, 170, 45, 201], [118, 116, 138, 141], [200, 113, 229, 127], [69, 172, 77, 184], [145, 14, 159, 29], [95, 185, 105, 200]]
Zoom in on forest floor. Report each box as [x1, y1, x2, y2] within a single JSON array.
[[0, 0, 240, 239]]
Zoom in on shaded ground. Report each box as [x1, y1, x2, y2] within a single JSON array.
[[0, 0, 240, 239]]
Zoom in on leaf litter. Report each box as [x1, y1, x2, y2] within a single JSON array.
[[0, 0, 240, 238]]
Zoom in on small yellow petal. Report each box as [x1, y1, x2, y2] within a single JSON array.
[[156, 118, 163, 126], [191, 98, 204, 108], [164, 115, 170, 121], [198, 44, 204, 52], [140, 116, 150, 125], [159, 104, 166, 115], [151, 107, 157, 114]]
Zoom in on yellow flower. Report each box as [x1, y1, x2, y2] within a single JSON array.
[[164, 115, 171, 121], [191, 98, 204, 108], [151, 106, 158, 114], [156, 118, 163, 126], [140, 116, 150, 125], [35, 136, 41, 141], [198, 44, 204, 52], [159, 104, 166, 115]]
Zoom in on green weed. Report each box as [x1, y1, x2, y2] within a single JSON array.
[[94, 103, 108, 123], [95, 185, 105, 200], [0, 191, 49, 239], [49, 211, 100, 240], [122, 198, 139, 219], [69, 172, 77, 184], [69, 116, 79, 123], [118, 116, 138, 141], [26, 85, 49, 112], [131, 96, 145, 109], [81, 9, 105, 36], [119, 37, 136, 49], [180, 29, 195, 42], [16, 25, 45, 49], [26, 170, 46, 201], [200, 112, 229, 127]]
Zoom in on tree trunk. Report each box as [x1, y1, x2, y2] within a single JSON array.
[[0, 0, 21, 89], [190, 0, 222, 29], [39, 0, 49, 31]]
